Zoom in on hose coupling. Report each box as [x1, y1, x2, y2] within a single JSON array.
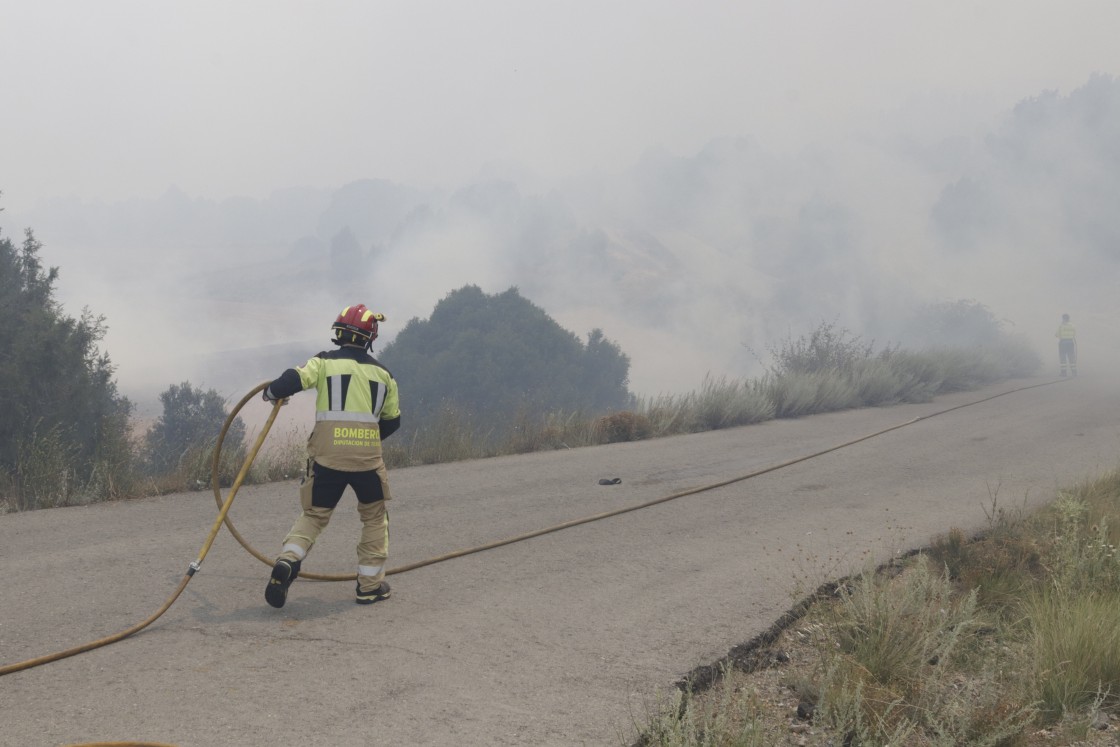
[[188, 560, 201, 576]]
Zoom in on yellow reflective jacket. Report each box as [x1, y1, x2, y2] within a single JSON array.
[[1056, 323, 1077, 340], [268, 346, 400, 471]]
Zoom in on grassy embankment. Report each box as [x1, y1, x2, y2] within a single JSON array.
[[1, 323, 1041, 510], [388, 328, 1042, 468], [635, 469, 1120, 746], [215, 325, 1042, 491], [620, 334, 1118, 747]]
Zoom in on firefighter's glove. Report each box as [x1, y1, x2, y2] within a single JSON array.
[[262, 386, 288, 405]]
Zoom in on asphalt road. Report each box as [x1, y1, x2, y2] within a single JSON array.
[[3, 375, 1119, 747]]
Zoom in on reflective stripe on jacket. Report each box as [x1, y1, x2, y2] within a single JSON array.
[[1056, 323, 1077, 340], [271, 346, 400, 471]]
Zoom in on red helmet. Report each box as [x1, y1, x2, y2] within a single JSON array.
[[331, 304, 385, 348]]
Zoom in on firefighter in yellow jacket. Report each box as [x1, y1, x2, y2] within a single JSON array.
[[263, 304, 401, 608], [1055, 313, 1078, 377]]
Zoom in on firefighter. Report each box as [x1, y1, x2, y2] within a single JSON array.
[[1055, 313, 1078, 377], [262, 304, 401, 607]]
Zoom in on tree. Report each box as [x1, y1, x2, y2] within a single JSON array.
[[581, 328, 632, 412], [145, 382, 245, 476], [0, 222, 135, 507], [902, 299, 1006, 348], [379, 286, 632, 438]]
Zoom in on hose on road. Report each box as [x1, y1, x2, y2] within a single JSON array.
[[0, 393, 284, 678], [1, 376, 1063, 687]]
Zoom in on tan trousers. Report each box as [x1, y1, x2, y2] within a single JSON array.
[[278, 472, 389, 593]]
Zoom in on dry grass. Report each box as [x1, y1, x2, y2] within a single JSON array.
[[631, 471, 1120, 746], [3, 326, 1042, 510]]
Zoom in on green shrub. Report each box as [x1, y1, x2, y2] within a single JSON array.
[[637, 392, 697, 437], [934, 348, 1006, 391], [849, 357, 907, 406], [812, 371, 861, 412], [636, 679, 772, 747], [992, 336, 1043, 377], [8, 424, 82, 510], [1047, 492, 1120, 593], [1025, 589, 1120, 719], [813, 558, 1034, 745], [379, 286, 633, 441], [829, 558, 980, 690], [144, 382, 246, 480], [765, 321, 881, 376], [688, 375, 775, 431], [763, 371, 847, 418], [881, 351, 945, 403], [0, 224, 136, 510]]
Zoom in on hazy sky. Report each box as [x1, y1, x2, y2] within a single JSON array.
[[3, 1, 1120, 406], [4, 1, 1119, 213]]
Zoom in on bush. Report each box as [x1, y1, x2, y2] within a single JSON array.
[[7, 424, 81, 510], [903, 299, 1006, 348], [0, 222, 136, 509], [761, 372, 809, 418], [144, 382, 246, 485], [880, 352, 944, 403], [690, 375, 775, 430], [1026, 590, 1120, 718], [902, 300, 1042, 380], [380, 286, 634, 441], [830, 559, 980, 690], [765, 321, 883, 376], [593, 411, 653, 443], [993, 336, 1044, 378], [814, 559, 1036, 745], [492, 409, 598, 454]]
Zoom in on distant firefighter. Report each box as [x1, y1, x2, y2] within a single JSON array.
[[1055, 313, 1078, 377]]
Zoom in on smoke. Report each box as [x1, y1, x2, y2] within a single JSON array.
[[4, 74, 1120, 409]]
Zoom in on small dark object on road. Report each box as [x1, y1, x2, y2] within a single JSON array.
[[598, 477, 622, 485]]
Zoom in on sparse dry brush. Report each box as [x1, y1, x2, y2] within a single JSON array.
[[634, 470, 1120, 747], [2, 320, 1043, 511], [594, 411, 654, 443]]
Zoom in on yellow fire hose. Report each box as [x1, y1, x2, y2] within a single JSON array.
[[208, 383, 353, 580], [210, 378, 1072, 581], [0, 394, 284, 680], [1, 377, 1064, 746]]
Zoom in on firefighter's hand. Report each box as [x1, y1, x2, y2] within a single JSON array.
[[263, 391, 290, 406]]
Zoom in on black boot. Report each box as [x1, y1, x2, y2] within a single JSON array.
[[265, 558, 302, 608], [355, 580, 391, 605]]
